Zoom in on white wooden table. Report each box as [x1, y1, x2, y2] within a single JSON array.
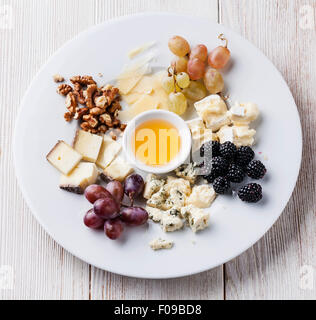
[[1, 0, 315, 300]]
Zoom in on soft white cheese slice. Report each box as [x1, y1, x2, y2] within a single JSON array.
[[59, 162, 99, 194], [47, 140, 82, 175], [102, 156, 134, 182], [96, 135, 121, 169], [73, 130, 103, 163]]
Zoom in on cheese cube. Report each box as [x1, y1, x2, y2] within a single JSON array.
[[59, 162, 99, 194], [228, 102, 259, 125], [149, 238, 173, 250], [46, 140, 82, 175], [175, 163, 198, 185], [146, 206, 164, 222], [233, 125, 256, 147], [102, 157, 134, 182], [96, 135, 121, 169], [165, 189, 186, 209], [147, 186, 169, 210], [164, 176, 191, 196], [161, 209, 184, 232], [186, 185, 216, 208], [73, 130, 103, 163], [181, 205, 209, 232], [143, 174, 165, 199], [194, 94, 227, 115]]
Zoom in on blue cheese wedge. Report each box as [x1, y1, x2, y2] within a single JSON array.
[[146, 206, 184, 232], [146, 206, 164, 222], [146, 186, 169, 210], [96, 135, 121, 169], [164, 176, 191, 196], [186, 185, 216, 208], [181, 205, 209, 233], [165, 189, 186, 209], [143, 174, 165, 199], [149, 238, 173, 250], [73, 130, 103, 163], [59, 162, 99, 194], [161, 208, 184, 232], [102, 156, 134, 182], [175, 163, 199, 185], [46, 140, 82, 175]]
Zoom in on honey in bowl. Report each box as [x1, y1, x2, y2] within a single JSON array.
[[132, 119, 181, 166]]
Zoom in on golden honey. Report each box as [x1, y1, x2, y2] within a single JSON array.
[[132, 119, 181, 166]]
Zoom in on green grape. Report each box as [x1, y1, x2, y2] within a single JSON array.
[[182, 81, 207, 101], [176, 72, 190, 89], [162, 74, 175, 94], [168, 92, 187, 115]]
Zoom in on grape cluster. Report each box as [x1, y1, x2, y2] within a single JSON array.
[[167, 34, 231, 103], [83, 174, 148, 240], [201, 141, 266, 202]]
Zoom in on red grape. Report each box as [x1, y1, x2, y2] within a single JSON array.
[[124, 174, 144, 204], [120, 207, 148, 226], [83, 209, 105, 229], [93, 197, 119, 220], [104, 218, 124, 240], [187, 58, 205, 80], [208, 46, 230, 69], [84, 184, 112, 204], [190, 44, 208, 61], [106, 180, 124, 204]]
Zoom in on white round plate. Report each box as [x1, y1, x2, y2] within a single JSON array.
[[14, 13, 302, 279]]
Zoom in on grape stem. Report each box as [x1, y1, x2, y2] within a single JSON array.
[[168, 66, 178, 93], [218, 33, 228, 48]]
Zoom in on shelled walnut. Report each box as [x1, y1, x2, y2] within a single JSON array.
[[55, 75, 125, 134]]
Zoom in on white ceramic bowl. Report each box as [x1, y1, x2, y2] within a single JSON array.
[[122, 110, 192, 174]]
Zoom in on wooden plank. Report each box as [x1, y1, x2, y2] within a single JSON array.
[[90, 0, 224, 300], [220, 0, 316, 299], [0, 0, 97, 299]]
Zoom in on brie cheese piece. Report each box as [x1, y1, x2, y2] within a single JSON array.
[[186, 185, 216, 208], [96, 135, 121, 169], [228, 102, 259, 125], [59, 162, 99, 194], [47, 140, 82, 175], [217, 125, 256, 147], [102, 156, 134, 182], [149, 238, 173, 250], [194, 95, 231, 132], [187, 118, 217, 151], [73, 130, 103, 163]]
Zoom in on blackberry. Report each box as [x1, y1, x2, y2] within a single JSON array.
[[219, 141, 237, 160], [211, 156, 229, 176], [200, 140, 220, 157], [238, 183, 262, 203], [227, 163, 245, 183], [203, 170, 218, 183], [246, 160, 266, 179], [235, 146, 255, 167], [213, 177, 230, 194]]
